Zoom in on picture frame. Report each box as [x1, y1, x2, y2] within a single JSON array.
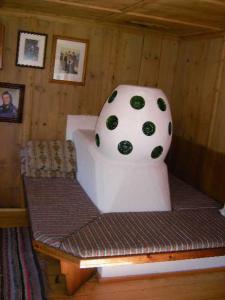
[[50, 35, 89, 85], [16, 31, 47, 69], [0, 82, 25, 123], [0, 23, 4, 69]]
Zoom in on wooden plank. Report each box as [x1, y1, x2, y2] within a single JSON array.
[[48, 269, 225, 299], [0, 22, 4, 69], [33, 241, 81, 265], [171, 36, 223, 145], [80, 248, 225, 269], [207, 35, 225, 152], [126, 12, 221, 31], [33, 240, 225, 269], [157, 36, 178, 98], [113, 31, 143, 86], [138, 32, 163, 87], [180, 30, 225, 40], [44, 0, 122, 13], [132, 0, 225, 31], [0, 208, 29, 227], [167, 135, 225, 203], [60, 260, 96, 295]]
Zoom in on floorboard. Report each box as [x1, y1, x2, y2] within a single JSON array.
[[43, 256, 225, 300]]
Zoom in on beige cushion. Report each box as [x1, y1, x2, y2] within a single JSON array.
[[21, 140, 76, 178]]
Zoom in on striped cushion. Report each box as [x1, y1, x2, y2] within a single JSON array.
[[170, 175, 222, 211], [61, 209, 225, 258], [33, 232, 63, 248], [24, 177, 100, 240], [24, 175, 225, 259]]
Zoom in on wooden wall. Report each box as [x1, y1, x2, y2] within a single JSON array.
[[168, 34, 225, 203], [0, 12, 178, 207]]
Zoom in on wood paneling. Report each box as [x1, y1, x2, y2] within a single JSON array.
[[1, 9, 224, 207], [169, 34, 225, 203], [167, 136, 225, 203], [0, 12, 178, 207], [0, 23, 4, 69], [208, 40, 225, 153], [171, 35, 224, 145], [2, 0, 225, 35], [138, 33, 178, 99]]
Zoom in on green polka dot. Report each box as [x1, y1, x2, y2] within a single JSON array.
[[142, 121, 156, 136], [108, 90, 118, 103], [130, 96, 145, 110], [118, 140, 133, 155], [106, 115, 118, 130], [95, 134, 100, 147], [168, 122, 172, 135], [157, 98, 166, 111], [151, 146, 163, 159]]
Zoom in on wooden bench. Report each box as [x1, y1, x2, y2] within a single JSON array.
[[23, 176, 225, 295]]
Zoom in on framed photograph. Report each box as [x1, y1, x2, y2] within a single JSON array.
[[0, 23, 4, 69], [0, 82, 25, 123], [16, 31, 47, 69], [50, 35, 89, 85]]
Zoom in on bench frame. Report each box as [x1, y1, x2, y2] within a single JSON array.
[[33, 240, 225, 295]]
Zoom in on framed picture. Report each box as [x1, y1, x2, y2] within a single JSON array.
[[50, 35, 89, 85], [16, 31, 47, 69], [0, 23, 4, 69], [0, 82, 25, 123]]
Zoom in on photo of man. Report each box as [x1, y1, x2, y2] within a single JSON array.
[[0, 91, 18, 119], [0, 83, 25, 123]]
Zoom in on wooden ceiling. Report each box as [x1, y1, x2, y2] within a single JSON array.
[[1, 0, 225, 36]]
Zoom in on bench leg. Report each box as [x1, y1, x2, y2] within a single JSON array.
[[60, 260, 96, 295]]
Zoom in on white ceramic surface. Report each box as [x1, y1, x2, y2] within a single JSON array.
[[73, 128, 171, 212], [66, 85, 173, 213], [95, 85, 172, 162]]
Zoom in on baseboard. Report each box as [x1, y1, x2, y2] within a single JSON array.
[[0, 208, 29, 227]]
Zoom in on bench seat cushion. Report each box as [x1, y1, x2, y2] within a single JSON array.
[[170, 175, 222, 211], [61, 209, 225, 258], [24, 177, 100, 244], [24, 175, 224, 259]]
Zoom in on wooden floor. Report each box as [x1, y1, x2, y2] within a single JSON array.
[[43, 256, 225, 300]]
